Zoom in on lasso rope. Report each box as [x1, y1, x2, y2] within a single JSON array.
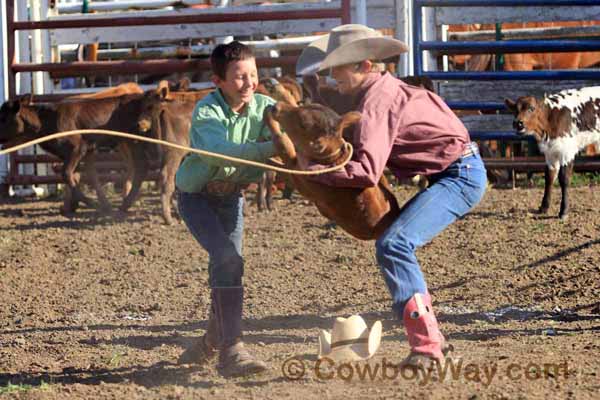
[[0, 129, 353, 175]]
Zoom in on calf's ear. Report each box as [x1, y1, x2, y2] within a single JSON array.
[[336, 111, 361, 137], [7, 100, 20, 113], [177, 77, 191, 91], [156, 80, 172, 100], [504, 98, 517, 112]]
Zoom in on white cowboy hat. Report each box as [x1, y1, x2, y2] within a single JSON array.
[[318, 315, 382, 362], [296, 24, 409, 76]]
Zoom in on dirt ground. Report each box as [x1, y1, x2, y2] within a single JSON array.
[[0, 183, 598, 399]]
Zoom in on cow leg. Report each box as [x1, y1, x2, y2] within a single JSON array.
[[281, 174, 294, 200], [60, 185, 77, 216], [62, 142, 100, 211], [63, 141, 87, 189], [61, 175, 94, 214], [119, 143, 148, 213], [265, 171, 276, 211], [256, 173, 266, 212], [159, 151, 183, 225], [558, 162, 574, 219], [539, 165, 557, 214], [118, 142, 134, 197], [83, 152, 112, 213], [159, 165, 173, 224]]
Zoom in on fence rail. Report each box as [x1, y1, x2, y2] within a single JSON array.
[[6, 0, 351, 98]]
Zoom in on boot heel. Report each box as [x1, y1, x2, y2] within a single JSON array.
[[212, 287, 268, 377], [218, 342, 267, 377]]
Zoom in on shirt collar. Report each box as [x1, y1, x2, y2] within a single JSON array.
[[214, 88, 257, 117], [352, 72, 384, 109]]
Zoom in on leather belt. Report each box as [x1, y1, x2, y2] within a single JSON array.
[[461, 142, 479, 159], [202, 181, 243, 196]]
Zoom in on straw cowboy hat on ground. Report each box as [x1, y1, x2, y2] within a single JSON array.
[[318, 315, 383, 362], [296, 24, 409, 76]]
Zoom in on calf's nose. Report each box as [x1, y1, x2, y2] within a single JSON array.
[[138, 119, 151, 132], [513, 119, 524, 131]]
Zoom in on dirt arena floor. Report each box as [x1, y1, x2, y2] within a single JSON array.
[[0, 184, 598, 399]]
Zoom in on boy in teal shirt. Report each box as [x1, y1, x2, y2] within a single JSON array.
[[176, 41, 275, 377]]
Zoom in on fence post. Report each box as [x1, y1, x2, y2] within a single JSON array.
[[30, 0, 53, 195], [215, 0, 234, 45], [0, 0, 9, 196], [396, 0, 413, 76], [356, 0, 367, 25], [14, 0, 37, 197], [422, 3, 437, 72]]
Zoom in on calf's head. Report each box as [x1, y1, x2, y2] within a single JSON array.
[[257, 78, 301, 107], [266, 102, 360, 161], [505, 96, 572, 141], [0, 97, 42, 144], [137, 81, 172, 133]]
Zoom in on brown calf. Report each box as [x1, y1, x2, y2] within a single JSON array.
[[136, 82, 200, 225], [70, 83, 145, 198], [505, 87, 600, 218], [254, 77, 304, 211], [264, 102, 400, 240], [0, 94, 149, 215]]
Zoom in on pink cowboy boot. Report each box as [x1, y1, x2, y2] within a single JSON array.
[[401, 292, 449, 367]]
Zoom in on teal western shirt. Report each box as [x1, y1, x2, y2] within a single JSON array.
[[176, 89, 276, 193]]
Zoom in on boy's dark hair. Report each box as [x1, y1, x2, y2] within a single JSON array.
[[211, 41, 255, 79]]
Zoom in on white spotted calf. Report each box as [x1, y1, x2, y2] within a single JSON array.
[[505, 87, 600, 219]]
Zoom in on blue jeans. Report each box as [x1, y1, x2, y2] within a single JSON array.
[[177, 191, 245, 287], [375, 151, 487, 316]]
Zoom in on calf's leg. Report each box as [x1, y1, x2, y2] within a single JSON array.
[[265, 171, 276, 211], [539, 165, 557, 214], [119, 143, 148, 213], [256, 173, 267, 212], [62, 147, 100, 212], [118, 142, 134, 197], [159, 150, 184, 225], [82, 152, 112, 213], [558, 162, 574, 219]]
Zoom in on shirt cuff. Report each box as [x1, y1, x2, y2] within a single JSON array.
[[256, 141, 276, 160]]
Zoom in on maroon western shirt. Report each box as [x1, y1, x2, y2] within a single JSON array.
[[305, 72, 470, 188]]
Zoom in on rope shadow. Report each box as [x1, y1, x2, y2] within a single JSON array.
[[512, 238, 600, 271], [6, 214, 151, 231], [0, 361, 213, 389], [82, 331, 312, 351]]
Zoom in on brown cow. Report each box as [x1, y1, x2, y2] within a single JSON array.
[[254, 77, 304, 211], [0, 93, 149, 216], [0, 84, 145, 211], [449, 22, 600, 71], [70, 83, 145, 198], [136, 82, 200, 225], [264, 102, 400, 240]]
